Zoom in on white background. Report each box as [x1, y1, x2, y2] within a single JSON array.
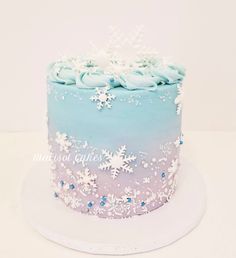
[[0, 0, 236, 132]]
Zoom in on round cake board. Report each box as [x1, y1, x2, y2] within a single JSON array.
[[21, 159, 206, 255]]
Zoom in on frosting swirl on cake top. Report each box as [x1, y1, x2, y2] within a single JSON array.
[[48, 58, 185, 91], [47, 27, 185, 91]]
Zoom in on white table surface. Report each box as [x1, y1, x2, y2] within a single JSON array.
[[0, 131, 235, 258]]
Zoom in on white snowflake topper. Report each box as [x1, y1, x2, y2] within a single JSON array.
[[99, 145, 136, 179], [55, 132, 72, 153], [76, 168, 97, 195], [107, 25, 159, 64], [174, 85, 184, 115], [90, 87, 116, 110]]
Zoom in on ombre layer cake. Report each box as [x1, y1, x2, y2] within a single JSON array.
[[47, 32, 185, 219]]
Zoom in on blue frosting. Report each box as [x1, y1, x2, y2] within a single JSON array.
[[48, 81, 181, 150], [47, 59, 185, 91]]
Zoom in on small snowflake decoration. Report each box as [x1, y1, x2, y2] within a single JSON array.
[[63, 194, 73, 205], [55, 132, 72, 152], [174, 137, 181, 148], [70, 197, 82, 209], [121, 186, 140, 206], [174, 134, 184, 148], [99, 145, 137, 179], [106, 194, 122, 216], [174, 85, 184, 115], [90, 87, 116, 110], [168, 159, 179, 174], [143, 177, 151, 184], [124, 186, 133, 195], [76, 168, 97, 195]]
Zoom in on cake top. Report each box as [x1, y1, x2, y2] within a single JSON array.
[[48, 27, 185, 91]]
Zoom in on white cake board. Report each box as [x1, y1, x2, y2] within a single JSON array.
[[21, 159, 206, 255]]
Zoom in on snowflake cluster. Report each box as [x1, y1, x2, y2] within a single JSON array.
[[158, 160, 178, 202], [51, 130, 181, 218]]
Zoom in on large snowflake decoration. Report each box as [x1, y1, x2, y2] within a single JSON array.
[[174, 85, 184, 115], [90, 87, 116, 110], [55, 132, 72, 152], [99, 145, 136, 179], [76, 168, 97, 195]]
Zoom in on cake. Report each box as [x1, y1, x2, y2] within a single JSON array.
[[47, 30, 185, 219]]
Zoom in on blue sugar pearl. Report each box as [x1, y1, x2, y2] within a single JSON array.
[[69, 184, 75, 189], [60, 180, 64, 186], [127, 197, 132, 203], [141, 201, 145, 207], [54, 192, 58, 198], [87, 201, 93, 208], [109, 78, 115, 83], [161, 172, 166, 178], [100, 201, 106, 206], [180, 140, 184, 145], [101, 196, 107, 201]]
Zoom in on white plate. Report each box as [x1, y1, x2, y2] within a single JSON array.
[[21, 159, 206, 255]]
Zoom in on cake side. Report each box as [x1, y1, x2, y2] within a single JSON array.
[[47, 80, 184, 218], [47, 29, 185, 218]]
